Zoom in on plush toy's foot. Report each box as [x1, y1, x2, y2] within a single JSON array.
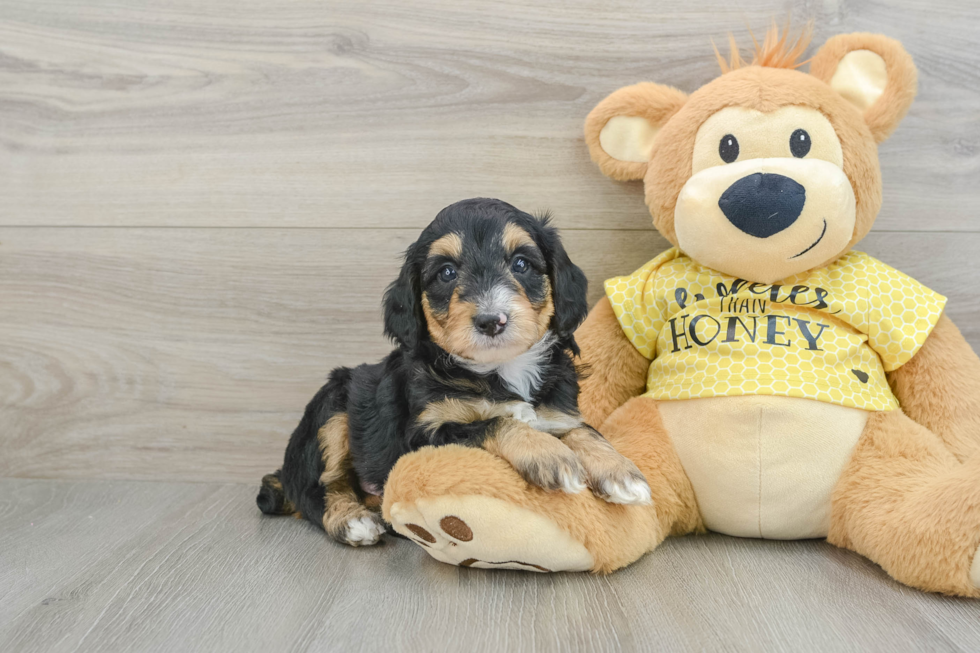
[[388, 494, 593, 572], [972, 542, 980, 590], [382, 397, 703, 574], [830, 411, 980, 597]]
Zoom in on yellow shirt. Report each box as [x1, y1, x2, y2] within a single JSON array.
[[605, 249, 946, 411]]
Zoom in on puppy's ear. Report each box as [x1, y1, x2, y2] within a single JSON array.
[[535, 215, 589, 340], [382, 243, 425, 349]]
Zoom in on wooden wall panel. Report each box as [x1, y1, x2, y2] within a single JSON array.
[[2, 227, 978, 482], [2, 0, 980, 482], [0, 0, 977, 231]]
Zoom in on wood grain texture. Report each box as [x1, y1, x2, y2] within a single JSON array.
[[0, 0, 978, 231], [4, 227, 980, 482], [1, 479, 977, 653], [2, 2, 980, 648]]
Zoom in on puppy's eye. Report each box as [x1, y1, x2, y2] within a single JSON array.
[[790, 129, 811, 158], [438, 264, 457, 282], [511, 256, 529, 274], [719, 134, 739, 163]]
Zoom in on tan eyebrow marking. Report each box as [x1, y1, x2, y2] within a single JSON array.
[[428, 233, 464, 260], [502, 223, 535, 254]]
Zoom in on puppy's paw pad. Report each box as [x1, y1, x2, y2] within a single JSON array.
[[599, 476, 653, 506]]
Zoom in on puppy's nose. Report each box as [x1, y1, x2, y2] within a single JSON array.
[[474, 313, 508, 337], [718, 173, 806, 238]]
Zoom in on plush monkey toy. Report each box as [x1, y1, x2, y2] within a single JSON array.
[[382, 27, 980, 597]]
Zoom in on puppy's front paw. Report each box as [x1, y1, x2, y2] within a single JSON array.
[[563, 428, 653, 506], [487, 423, 586, 494], [513, 445, 587, 495], [503, 402, 537, 424], [343, 513, 387, 546], [326, 509, 386, 547], [595, 472, 652, 506]]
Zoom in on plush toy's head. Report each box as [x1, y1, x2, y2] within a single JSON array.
[[585, 26, 917, 283]]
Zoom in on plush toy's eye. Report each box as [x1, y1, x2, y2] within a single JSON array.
[[511, 256, 529, 274], [790, 129, 811, 158], [719, 134, 739, 163], [438, 264, 457, 282]]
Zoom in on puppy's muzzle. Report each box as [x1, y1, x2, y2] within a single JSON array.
[[474, 313, 508, 337], [718, 172, 806, 238]]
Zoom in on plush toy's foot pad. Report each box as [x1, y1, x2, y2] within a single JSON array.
[[388, 494, 593, 572]]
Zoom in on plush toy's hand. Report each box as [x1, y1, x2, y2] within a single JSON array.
[[888, 313, 980, 462], [575, 298, 650, 427]]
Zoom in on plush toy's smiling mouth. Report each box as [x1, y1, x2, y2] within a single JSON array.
[[789, 219, 828, 260]]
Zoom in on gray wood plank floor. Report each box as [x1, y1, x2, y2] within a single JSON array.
[[1, 479, 978, 653]]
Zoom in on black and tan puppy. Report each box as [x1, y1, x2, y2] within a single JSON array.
[[257, 198, 651, 546]]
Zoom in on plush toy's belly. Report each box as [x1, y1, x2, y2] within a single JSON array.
[[658, 395, 870, 539]]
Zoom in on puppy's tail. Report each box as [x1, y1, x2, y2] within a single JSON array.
[[256, 470, 296, 516]]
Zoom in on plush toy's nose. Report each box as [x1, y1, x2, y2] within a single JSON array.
[[718, 173, 806, 238]]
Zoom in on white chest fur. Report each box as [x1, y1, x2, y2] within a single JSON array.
[[456, 334, 555, 401], [658, 394, 869, 539]]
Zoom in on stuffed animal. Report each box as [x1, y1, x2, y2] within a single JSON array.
[[381, 25, 980, 597]]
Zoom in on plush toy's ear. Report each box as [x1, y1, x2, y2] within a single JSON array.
[[810, 33, 917, 143], [584, 82, 688, 181], [382, 242, 425, 350]]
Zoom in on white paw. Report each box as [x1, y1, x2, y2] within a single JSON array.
[[344, 515, 386, 546], [505, 402, 537, 423], [599, 477, 653, 506]]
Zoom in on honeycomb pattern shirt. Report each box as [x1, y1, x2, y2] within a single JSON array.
[[605, 248, 946, 411]]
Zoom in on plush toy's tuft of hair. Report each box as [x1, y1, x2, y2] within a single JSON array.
[[713, 20, 813, 73]]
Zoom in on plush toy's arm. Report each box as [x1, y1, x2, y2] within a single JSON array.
[[887, 312, 980, 461], [575, 297, 650, 428]]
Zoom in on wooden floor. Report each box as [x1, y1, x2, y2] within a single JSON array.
[[2, 479, 978, 653], [2, 0, 979, 650]]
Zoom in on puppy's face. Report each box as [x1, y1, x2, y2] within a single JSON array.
[[420, 221, 554, 364], [383, 199, 589, 359]]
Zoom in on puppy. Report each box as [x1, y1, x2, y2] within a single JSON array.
[[257, 198, 651, 546]]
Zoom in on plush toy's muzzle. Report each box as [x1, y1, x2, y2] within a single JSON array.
[[674, 156, 856, 283]]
